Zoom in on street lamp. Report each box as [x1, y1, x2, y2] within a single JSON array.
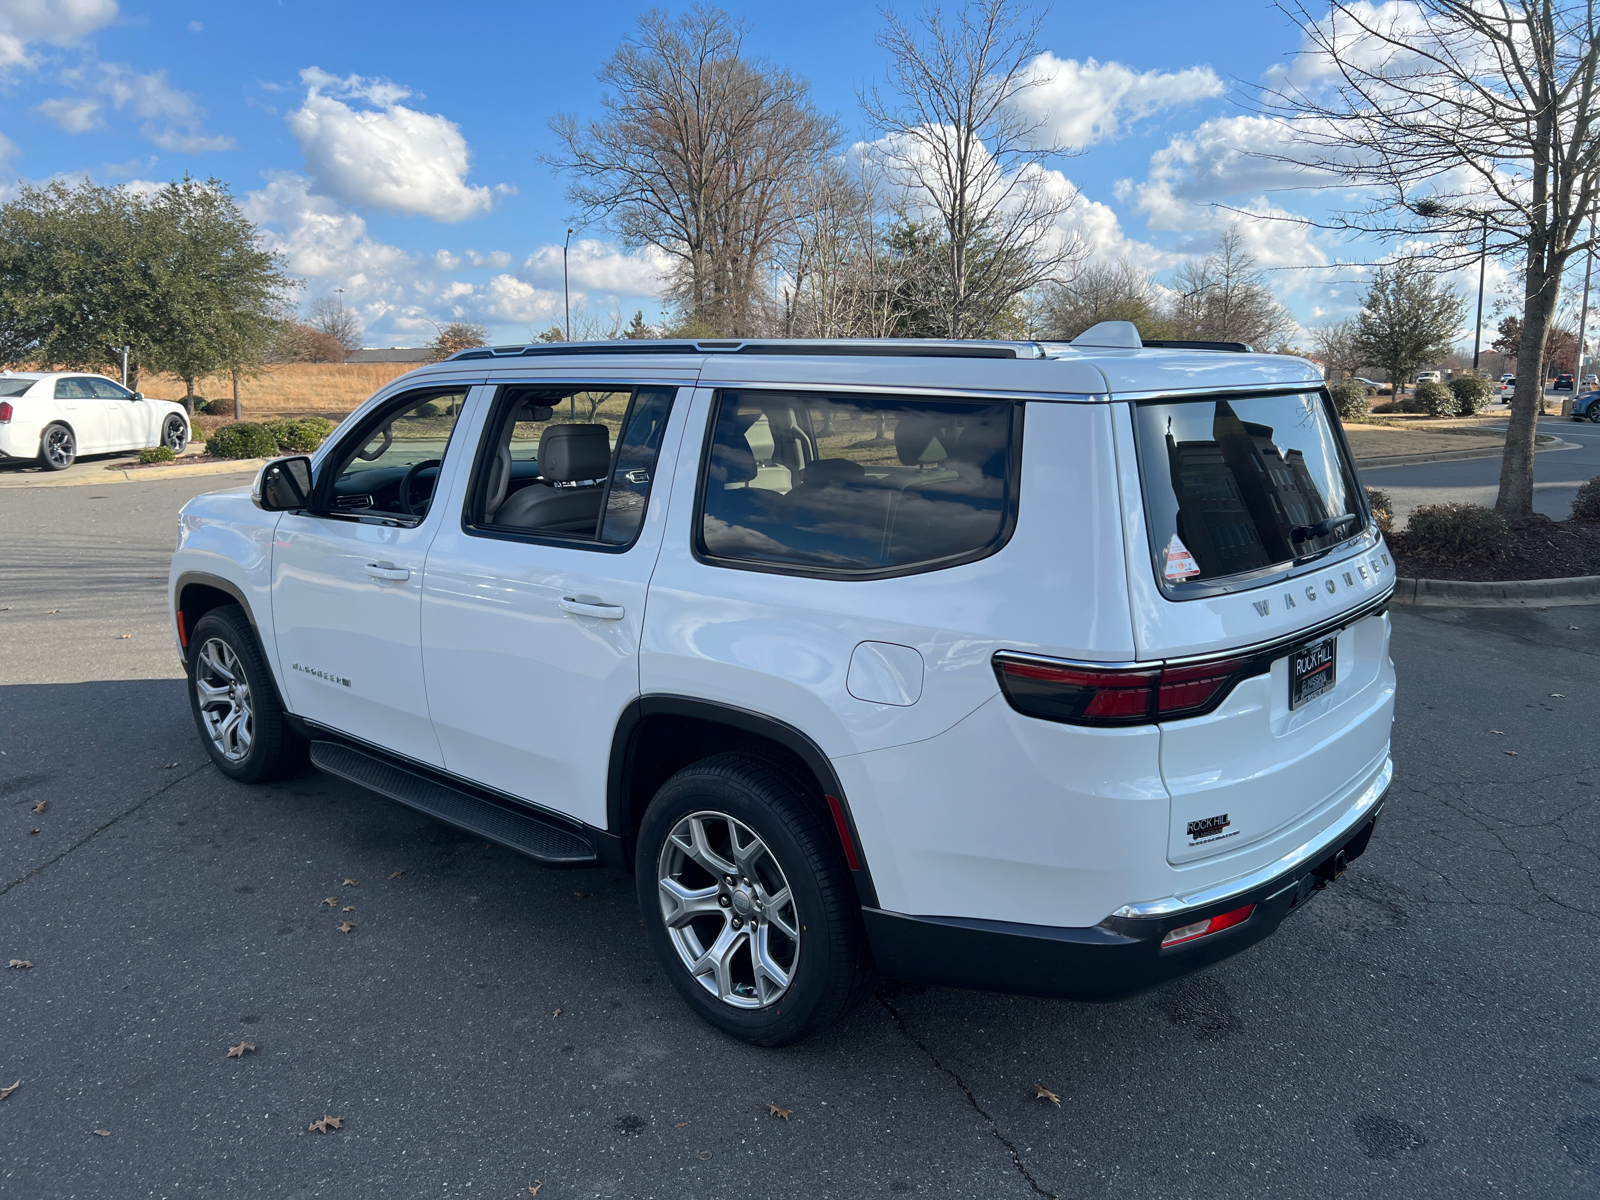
[[1577, 218, 1595, 389], [562, 228, 573, 343], [1471, 213, 1488, 372]]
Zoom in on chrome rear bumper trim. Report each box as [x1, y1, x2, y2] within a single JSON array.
[[1109, 755, 1393, 919]]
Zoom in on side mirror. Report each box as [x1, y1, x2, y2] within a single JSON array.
[[253, 456, 314, 511], [132, 392, 144, 400]]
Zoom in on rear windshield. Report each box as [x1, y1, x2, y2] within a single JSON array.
[[1132, 391, 1364, 590], [0, 379, 33, 397]]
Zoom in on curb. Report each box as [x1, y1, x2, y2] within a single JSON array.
[[1356, 434, 1578, 471], [1393, 574, 1600, 608], [0, 457, 265, 489]]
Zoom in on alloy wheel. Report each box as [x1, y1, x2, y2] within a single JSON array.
[[164, 416, 187, 451], [44, 426, 73, 468], [657, 810, 800, 1009], [194, 637, 254, 762]]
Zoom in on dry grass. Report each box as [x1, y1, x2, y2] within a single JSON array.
[[139, 363, 427, 416]]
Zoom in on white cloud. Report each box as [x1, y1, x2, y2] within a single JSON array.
[[482, 274, 564, 324], [286, 67, 496, 222], [0, 0, 117, 73], [243, 170, 411, 282], [1013, 53, 1226, 148], [187, 19, 201, 33], [91, 61, 234, 151], [34, 94, 100, 132], [518, 239, 671, 295]]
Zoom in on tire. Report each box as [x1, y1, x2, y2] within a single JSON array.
[[635, 752, 873, 1047], [1589, 405, 1600, 423], [186, 605, 306, 784], [163, 414, 188, 453], [38, 423, 74, 471]]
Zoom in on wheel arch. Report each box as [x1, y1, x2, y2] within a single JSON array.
[[608, 696, 880, 908], [38, 417, 77, 452], [176, 573, 295, 714]]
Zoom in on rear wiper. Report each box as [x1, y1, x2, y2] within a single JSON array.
[[1291, 513, 1358, 544]]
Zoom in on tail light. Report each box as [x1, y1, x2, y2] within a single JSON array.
[[0, 401, 12, 423], [994, 651, 1264, 727], [1161, 903, 1255, 947]]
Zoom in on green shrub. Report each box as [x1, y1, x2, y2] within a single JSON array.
[[1573, 476, 1600, 523], [1365, 487, 1393, 534], [1414, 379, 1456, 417], [1449, 375, 1492, 416], [208, 422, 280, 460], [278, 417, 335, 453], [1330, 381, 1370, 421], [138, 445, 175, 464], [1402, 502, 1515, 564], [200, 397, 234, 416]]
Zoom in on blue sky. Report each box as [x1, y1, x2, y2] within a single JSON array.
[[0, 1, 1507, 348]]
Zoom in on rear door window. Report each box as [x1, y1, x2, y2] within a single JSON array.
[[696, 389, 1018, 577], [1132, 391, 1365, 591]]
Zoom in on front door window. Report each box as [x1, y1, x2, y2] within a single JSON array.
[[328, 391, 468, 520]]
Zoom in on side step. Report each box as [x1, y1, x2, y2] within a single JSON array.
[[309, 741, 598, 865]]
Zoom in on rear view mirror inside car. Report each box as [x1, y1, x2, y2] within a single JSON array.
[[255, 455, 314, 511]]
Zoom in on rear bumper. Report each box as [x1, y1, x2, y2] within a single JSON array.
[[862, 782, 1386, 1001]]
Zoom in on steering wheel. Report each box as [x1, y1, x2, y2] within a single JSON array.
[[355, 425, 393, 461], [398, 459, 442, 517]]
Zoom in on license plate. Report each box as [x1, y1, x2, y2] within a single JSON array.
[[1290, 635, 1337, 708]]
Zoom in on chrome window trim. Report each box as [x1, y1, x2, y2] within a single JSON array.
[[1107, 755, 1392, 920]]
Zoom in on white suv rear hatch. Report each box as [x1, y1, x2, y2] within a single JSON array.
[[1113, 387, 1396, 867]]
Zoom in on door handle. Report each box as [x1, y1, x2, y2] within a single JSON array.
[[559, 598, 625, 620], [364, 562, 410, 582]]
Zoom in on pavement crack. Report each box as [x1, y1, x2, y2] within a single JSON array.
[[0, 762, 210, 897], [877, 989, 1059, 1199]]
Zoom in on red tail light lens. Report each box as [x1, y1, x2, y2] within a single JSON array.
[[1161, 903, 1255, 947], [995, 651, 1266, 727], [0, 401, 12, 423]]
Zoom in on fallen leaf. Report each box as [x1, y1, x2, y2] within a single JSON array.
[[307, 1115, 342, 1133], [162, 762, 179, 769], [1033, 1084, 1061, 1107], [388, 870, 404, 879], [338, 920, 355, 933], [320, 897, 337, 907], [1505, 750, 1518, 756], [227, 1041, 257, 1059], [527, 1185, 542, 1196], [28, 828, 38, 835], [342, 906, 356, 913], [45, 609, 59, 614], [341, 878, 359, 887], [551, 1008, 562, 1018], [1490, 729, 1503, 735], [0, 1080, 18, 1101], [8, 959, 31, 969], [767, 1102, 792, 1120], [698, 1150, 712, 1161], [93, 1129, 110, 1136], [1551, 693, 1564, 698], [31, 801, 45, 814], [574, 891, 595, 899], [674, 1121, 689, 1128], [115, 634, 132, 640]]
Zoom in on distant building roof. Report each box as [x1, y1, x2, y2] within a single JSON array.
[[346, 348, 434, 363]]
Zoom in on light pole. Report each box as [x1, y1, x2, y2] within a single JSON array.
[[120, 345, 129, 388], [1577, 218, 1595, 391], [562, 228, 573, 342], [1472, 213, 1488, 373]]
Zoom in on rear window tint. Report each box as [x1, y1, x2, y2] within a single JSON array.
[[0, 379, 33, 397], [1133, 391, 1364, 589], [697, 389, 1017, 576]]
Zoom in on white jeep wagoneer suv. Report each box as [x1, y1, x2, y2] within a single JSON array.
[[168, 326, 1395, 1045]]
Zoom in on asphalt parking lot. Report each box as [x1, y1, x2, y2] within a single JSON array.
[[2, 473, 1598, 1199]]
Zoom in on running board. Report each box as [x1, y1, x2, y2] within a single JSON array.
[[308, 741, 598, 865]]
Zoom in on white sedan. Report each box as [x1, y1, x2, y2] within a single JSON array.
[[0, 371, 191, 471]]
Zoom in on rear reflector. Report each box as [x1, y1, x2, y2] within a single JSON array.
[[825, 794, 861, 871], [176, 609, 187, 648], [995, 651, 1266, 727], [1161, 903, 1255, 947]]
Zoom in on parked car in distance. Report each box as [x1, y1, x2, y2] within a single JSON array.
[[1415, 370, 1442, 384], [1554, 373, 1575, 391], [1572, 389, 1600, 422], [169, 329, 1396, 1045], [1351, 377, 1383, 393], [1584, 373, 1598, 388], [0, 371, 190, 470], [1497, 377, 1515, 399]]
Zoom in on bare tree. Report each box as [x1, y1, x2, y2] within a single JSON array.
[[548, 5, 841, 337], [308, 295, 362, 359], [1041, 258, 1165, 340], [1309, 316, 1363, 380], [1256, 1, 1600, 516], [1163, 229, 1293, 348], [859, 0, 1083, 338]]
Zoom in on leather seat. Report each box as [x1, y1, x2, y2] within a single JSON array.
[[494, 424, 611, 534]]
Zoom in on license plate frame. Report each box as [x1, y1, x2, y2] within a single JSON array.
[[1290, 634, 1338, 709]]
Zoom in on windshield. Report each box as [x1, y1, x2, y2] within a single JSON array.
[[1133, 391, 1364, 591]]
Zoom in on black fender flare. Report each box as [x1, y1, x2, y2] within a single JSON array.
[[173, 572, 291, 710], [608, 695, 880, 908]]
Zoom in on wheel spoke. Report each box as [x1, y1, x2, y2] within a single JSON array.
[[658, 877, 724, 929], [729, 825, 766, 880], [764, 898, 799, 941], [194, 678, 229, 707], [752, 926, 791, 1001], [687, 816, 737, 877], [689, 923, 744, 1000]]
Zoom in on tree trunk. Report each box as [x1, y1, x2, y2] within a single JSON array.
[[183, 376, 195, 416], [1497, 255, 1558, 518], [232, 369, 241, 421]]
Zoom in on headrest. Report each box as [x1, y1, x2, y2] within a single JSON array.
[[895, 414, 950, 466], [710, 442, 758, 485], [802, 458, 866, 487], [514, 401, 554, 422], [538, 423, 610, 483]]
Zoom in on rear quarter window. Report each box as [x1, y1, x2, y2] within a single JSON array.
[[696, 389, 1019, 578], [1133, 390, 1366, 592]]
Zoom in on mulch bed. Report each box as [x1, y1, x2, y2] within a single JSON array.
[[1390, 515, 1600, 581], [110, 452, 253, 471]]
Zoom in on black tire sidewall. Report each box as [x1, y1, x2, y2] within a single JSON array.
[[635, 756, 864, 1047], [165, 416, 188, 451], [187, 607, 297, 784], [39, 424, 73, 470]]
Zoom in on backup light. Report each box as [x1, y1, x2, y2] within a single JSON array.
[[1160, 903, 1255, 948]]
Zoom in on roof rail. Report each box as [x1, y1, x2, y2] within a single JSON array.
[[447, 338, 1030, 362], [1141, 339, 1254, 353]]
